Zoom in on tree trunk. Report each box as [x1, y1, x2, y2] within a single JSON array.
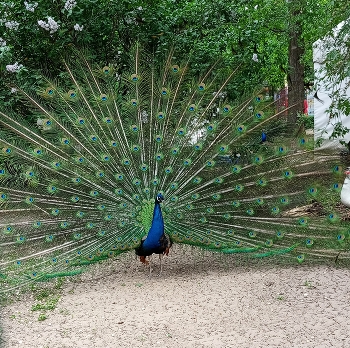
[[287, 30, 305, 125]]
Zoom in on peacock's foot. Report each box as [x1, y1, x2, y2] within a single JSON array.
[[139, 256, 149, 265]]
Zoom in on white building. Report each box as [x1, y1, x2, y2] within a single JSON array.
[[313, 21, 350, 150]]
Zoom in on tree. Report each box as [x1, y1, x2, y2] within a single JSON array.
[[0, 0, 347, 126], [0, 0, 288, 108], [286, 0, 348, 124]]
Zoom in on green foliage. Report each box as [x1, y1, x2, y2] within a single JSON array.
[[0, 0, 347, 113], [0, 0, 291, 104], [34, 289, 52, 301], [31, 296, 59, 311], [37, 313, 47, 321], [318, 17, 350, 124], [297, 114, 314, 129], [0, 1, 347, 73], [32, 292, 60, 321]]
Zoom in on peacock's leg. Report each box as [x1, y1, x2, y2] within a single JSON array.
[[148, 255, 152, 277], [159, 254, 163, 275]]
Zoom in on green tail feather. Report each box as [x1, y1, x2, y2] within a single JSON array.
[[0, 46, 348, 293]]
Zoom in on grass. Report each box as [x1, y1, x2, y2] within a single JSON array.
[[37, 313, 47, 321], [31, 296, 60, 312], [59, 308, 70, 316], [304, 280, 316, 289], [31, 288, 61, 321]]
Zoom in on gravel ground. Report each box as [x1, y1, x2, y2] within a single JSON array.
[[1, 244, 350, 348]]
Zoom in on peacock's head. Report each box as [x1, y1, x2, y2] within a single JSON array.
[[156, 193, 164, 203], [346, 167, 350, 177]]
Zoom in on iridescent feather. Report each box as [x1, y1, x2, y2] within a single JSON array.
[[0, 46, 348, 293]]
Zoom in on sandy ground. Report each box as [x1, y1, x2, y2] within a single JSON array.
[[1, 245, 350, 348]]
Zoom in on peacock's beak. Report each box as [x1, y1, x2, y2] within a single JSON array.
[[157, 194, 164, 203]]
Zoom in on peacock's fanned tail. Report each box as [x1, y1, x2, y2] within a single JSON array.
[[0, 47, 348, 293]]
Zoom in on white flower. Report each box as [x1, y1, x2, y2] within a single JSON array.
[[0, 9, 9, 24], [252, 53, 258, 62], [73, 23, 83, 31], [38, 17, 60, 34], [64, 0, 77, 11], [11, 87, 18, 93], [6, 62, 23, 73], [24, 1, 38, 12], [137, 6, 143, 10], [125, 17, 134, 24], [3, 2, 15, 8], [5, 21, 19, 30], [0, 38, 6, 47]]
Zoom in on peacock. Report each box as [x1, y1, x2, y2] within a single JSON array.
[[0, 45, 349, 294], [135, 192, 172, 273]]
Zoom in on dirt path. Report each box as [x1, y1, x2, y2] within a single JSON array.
[[1, 245, 350, 348]]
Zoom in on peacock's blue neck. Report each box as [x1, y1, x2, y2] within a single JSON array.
[[141, 199, 164, 250]]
